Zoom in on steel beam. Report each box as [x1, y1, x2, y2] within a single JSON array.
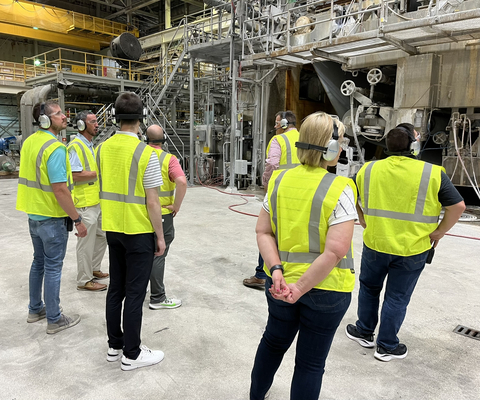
[[0, 23, 101, 51]]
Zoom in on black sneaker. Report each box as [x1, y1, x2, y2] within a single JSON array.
[[345, 324, 375, 348], [374, 343, 408, 362]]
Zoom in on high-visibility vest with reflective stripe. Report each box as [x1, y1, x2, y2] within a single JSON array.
[[96, 134, 154, 234], [267, 165, 357, 292], [17, 130, 73, 217], [356, 156, 443, 256], [68, 137, 99, 208], [151, 147, 176, 216], [266, 129, 300, 170]]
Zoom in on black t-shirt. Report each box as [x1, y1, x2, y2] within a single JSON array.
[[438, 171, 463, 206]]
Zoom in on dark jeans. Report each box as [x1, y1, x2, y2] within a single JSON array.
[[250, 277, 351, 400], [150, 213, 175, 304], [254, 253, 267, 279], [356, 244, 428, 350], [106, 231, 154, 359]]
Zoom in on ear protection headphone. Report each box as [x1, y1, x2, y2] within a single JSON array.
[[280, 112, 289, 130], [112, 107, 148, 125], [295, 120, 340, 161], [322, 121, 340, 161], [76, 119, 86, 132], [38, 103, 51, 130]]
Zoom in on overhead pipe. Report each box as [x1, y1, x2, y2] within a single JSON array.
[[20, 84, 55, 140]]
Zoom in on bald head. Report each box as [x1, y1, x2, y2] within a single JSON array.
[[146, 125, 164, 142]]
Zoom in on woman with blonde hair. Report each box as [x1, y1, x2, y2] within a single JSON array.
[[250, 112, 357, 400]]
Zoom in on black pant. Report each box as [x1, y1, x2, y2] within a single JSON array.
[[106, 231, 154, 359]]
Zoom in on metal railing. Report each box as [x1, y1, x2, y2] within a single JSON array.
[[24, 48, 155, 81]]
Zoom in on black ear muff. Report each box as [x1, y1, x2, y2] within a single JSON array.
[[280, 112, 289, 130], [76, 119, 86, 131], [39, 103, 51, 130], [322, 121, 340, 161]]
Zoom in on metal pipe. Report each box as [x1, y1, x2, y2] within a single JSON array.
[[189, 56, 195, 185], [228, 60, 238, 190]]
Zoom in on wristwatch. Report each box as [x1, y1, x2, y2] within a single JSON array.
[[73, 215, 82, 225], [270, 264, 284, 274]]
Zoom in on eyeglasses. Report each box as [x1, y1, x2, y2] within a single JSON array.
[[86, 119, 98, 124], [48, 110, 65, 117], [338, 136, 350, 151]]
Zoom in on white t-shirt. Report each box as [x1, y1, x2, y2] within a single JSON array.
[[263, 185, 357, 226]]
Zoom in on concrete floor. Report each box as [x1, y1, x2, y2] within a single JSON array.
[[1, 178, 479, 400]]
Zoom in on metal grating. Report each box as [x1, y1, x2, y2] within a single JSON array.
[[453, 325, 480, 341]]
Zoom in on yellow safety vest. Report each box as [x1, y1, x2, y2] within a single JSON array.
[[96, 134, 154, 234], [16, 130, 73, 217], [356, 156, 443, 256], [151, 147, 176, 216], [266, 129, 300, 170], [267, 165, 357, 292], [68, 137, 99, 208]]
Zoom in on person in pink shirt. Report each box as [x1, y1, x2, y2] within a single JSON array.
[[243, 111, 299, 289], [146, 125, 187, 310]]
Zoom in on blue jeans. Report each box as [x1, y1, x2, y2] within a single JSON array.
[[254, 253, 267, 279], [356, 244, 428, 350], [28, 218, 68, 323], [250, 277, 351, 400]]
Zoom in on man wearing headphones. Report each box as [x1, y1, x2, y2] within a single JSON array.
[[243, 110, 300, 289], [68, 111, 108, 292], [17, 100, 87, 334], [345, 124, 465, 361], [96, 92, 166, 371], [146, 124, 187, 310]]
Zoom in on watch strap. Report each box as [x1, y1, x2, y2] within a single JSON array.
[[270, 264, 284, 274]]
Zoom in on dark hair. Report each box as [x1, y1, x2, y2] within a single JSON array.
[[114, 92, 143, 124], [396, 123, 415, 137], [32, 100, 59, 123], [275, 110, 296, 126], [75, 110, 94, 129], [386, 128, 411, 153]]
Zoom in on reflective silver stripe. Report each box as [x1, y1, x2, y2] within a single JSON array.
[[158, 190, 174, 197], [337, 246, 354, 270], [278, 134, 300, 169], [364, 161, 438, 223], [98, 142, 149, 205], [270, 169, 288, 245], [18, 139, 59, 192], [100, 191, 146, 205], [158, 151, 167, 166], [18, 177, 54, 192], [279, 248, 353, 270], [364, 209, 439, 223], [309, 174, 335, 254]]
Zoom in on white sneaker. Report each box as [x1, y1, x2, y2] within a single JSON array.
[[121, 345, 164, 371], [107, 348, 122, 362], [149, 297, 182, 310]]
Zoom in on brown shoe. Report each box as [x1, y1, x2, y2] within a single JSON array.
[[77, 280, 107, 291], [93, 271, 109, 279], [243, 276, 266, 289]]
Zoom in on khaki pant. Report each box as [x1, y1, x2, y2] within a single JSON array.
[[76, 203, 107, 286]]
